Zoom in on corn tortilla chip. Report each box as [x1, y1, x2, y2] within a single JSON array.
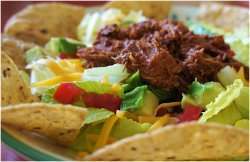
[[85, 122, 249, 160], [195, 3, 249, 31], [1, 34, 36, 71], [102, 1, 171, 20], [1, 52, 39, 106], [4, 3, 85, 45], [1, 103, 88, 146]]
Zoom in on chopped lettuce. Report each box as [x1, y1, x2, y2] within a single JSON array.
[[45, 37, 85, 57], [82, 64, 129, 84], [111, 118, 151, 139], [84, 108, 113, 124], [234, 119, 249, 131], [199, 79, 243, 123], [235, 86, 249, 119], [217, 66, 238, 87], [41, 80, 123, 104], [30, 64, 55, 96], [19, 70, 30, 84], [207, 103, 241, 125], [25, 46, 45, 64], [225, 36, 249, 66], [77, 9, 147, 46], [71, 118, 151, 152]]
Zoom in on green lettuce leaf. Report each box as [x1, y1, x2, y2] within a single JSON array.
[[84, 108, 113, 124], [234, 119, 249, 131], [207, 103, 241, 125], [111, 118, 151, 139], [199, 79, 243, 123], [83, 64, 129, 84], [25, 46, 45, 64], [217, 66, 238, 87], [235, 86, 249, 119], [71, 118, 151, 152]]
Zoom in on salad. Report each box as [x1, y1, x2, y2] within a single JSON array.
[[1, 2, 249, 161]]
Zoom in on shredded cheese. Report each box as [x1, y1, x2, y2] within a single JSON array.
[[138, 116, 160, 124], [102, 75, 110, 84], [236, 67, 249, 86], [86, 134, 117, 144], [27, 59, 84, 75], [116, 110, 138, 121], [147, 114, 169, 133], [30, 73, 83, 87], [154, 102, 181, 116], [108, 83, 122, 95], [94, 115, 118, 150]]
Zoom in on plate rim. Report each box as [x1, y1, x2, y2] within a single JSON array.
[[1, 128, 62, 161]]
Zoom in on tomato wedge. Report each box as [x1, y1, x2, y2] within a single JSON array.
[[177, 106, 202, 123], [83, 93, 122, 112], [53, 83, 85, 104]]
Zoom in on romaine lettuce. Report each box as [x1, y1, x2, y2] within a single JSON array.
[[235, 86, 249, 119], [71, 117, 151, 152], [199, 79, 243, 123], [234, 119, 249, 131], [82, 64, 129, 84], [25, 46, 45, 64], [84, 108, 113, 124]]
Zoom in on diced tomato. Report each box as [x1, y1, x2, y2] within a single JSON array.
[[53, 83, 85, 104], [177, 106, 202, 123], [83, 93, 121, 112], [59, 53, 78, 59]]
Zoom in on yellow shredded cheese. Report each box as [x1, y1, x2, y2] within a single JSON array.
[[94, 115, 118, 150], [27, 59, 84, 75], [102, 75, 110, 84], [116, 110, 138, 121], [116, 110, 126, 118], [86, 134, 117, 144], [31, 73, 83, 87], [236, 67, 249, 86], [108, 83, 122, 95], [147, 114, 169, 133], [154, 102, 181, 116], [138, 116, 160, 124]]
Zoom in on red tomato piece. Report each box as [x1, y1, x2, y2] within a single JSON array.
[[53, 83, 85, 104], [83, 93, 122, 112], [177, 106, 202, 123]]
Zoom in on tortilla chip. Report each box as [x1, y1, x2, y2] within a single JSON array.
[[1, 52, 39, 106], [102, 1, 171, 20], [85, 122, 249, 160], [1, 34, 36, 71], [1, 103, 88, 146], [195, 2, 249, 31], [4, 2, 85, 45]]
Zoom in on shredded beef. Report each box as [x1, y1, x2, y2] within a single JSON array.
[[78, 20, 248, 90]]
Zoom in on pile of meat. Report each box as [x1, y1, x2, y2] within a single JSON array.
[[78, 20, 248, 91]]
